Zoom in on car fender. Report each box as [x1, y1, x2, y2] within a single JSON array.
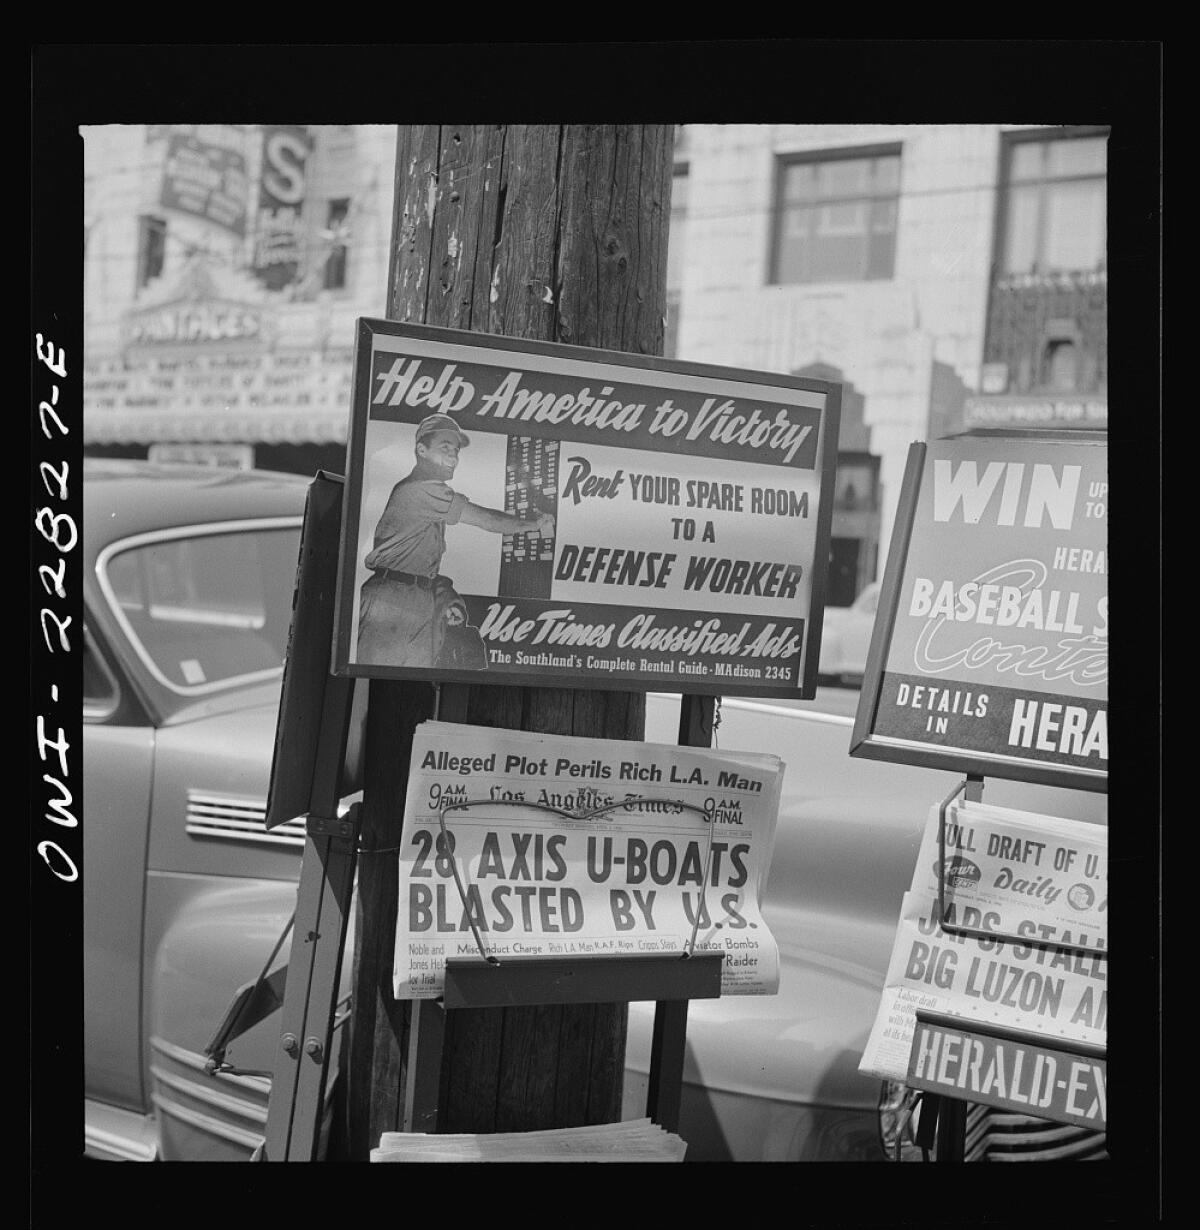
[[634, 691, 1103, 1159], [145, 876, 353, 1161], [624, 921, 893, 1161]]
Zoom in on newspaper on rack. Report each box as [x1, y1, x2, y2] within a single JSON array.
[[394, 721, 784, 1000], [370, 1118, 688, 1162], [859, 799, 1107, 1082]]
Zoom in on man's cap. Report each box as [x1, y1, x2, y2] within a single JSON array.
[[415, 414, 470, 447]]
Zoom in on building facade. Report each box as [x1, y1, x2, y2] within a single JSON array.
[[82, 124, 398, 476], [666, 124, 1108, 605], [82, 123, 1108, 609]]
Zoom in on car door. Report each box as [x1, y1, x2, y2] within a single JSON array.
[[82, 625, 155, 1112]]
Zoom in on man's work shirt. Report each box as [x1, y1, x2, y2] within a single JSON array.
[[364, 475, 468, 577]]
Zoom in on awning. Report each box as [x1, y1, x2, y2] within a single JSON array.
[[84, 409, 348, 446], [962, 395, 1108, 431]]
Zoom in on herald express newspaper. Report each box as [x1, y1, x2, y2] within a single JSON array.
[[859, 798, 1107, 1081], [394, 722, 783, 999]]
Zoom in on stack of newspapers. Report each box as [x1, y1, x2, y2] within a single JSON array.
[[371, 1118, 687, 1162], [859, 796, 1108, 1083]]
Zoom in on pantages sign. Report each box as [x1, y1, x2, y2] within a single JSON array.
[[124, 300, 265, 348], [122, 259, 269, 352]]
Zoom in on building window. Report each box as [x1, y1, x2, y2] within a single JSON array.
[[1000, 130, 1107, 276], [322, 198, 350, 291], [1043, 339, 1080, 391], [83, 628, 119, 719], [771, 147, 901, 285], [136, 215, 166, 289]]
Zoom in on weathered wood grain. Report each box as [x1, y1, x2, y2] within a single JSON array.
[[349, 124, 674, 1150]]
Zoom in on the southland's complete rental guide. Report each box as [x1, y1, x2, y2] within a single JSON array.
[[393, 722, 784, 999]]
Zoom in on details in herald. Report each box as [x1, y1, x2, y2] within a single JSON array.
[[859, 437, 1107, 783], [336, 321, 839, 696]]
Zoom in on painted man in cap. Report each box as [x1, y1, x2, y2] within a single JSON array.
[[357, 413, 554, 667]]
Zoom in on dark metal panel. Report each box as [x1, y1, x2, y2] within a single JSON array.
[[442, 953, 723, 1010]]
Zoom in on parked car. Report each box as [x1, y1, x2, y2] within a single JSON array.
[[82, 460, 1106, 1162], [817, 582, 880, 685], [82, 459, 318, 1161]]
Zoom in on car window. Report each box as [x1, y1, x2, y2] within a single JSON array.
[[100, 524, 301, 694], [83, 628, 119, 716], [860, 586, 879, 615]]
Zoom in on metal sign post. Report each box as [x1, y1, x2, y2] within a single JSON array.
[[259, 473, 360, 1160]]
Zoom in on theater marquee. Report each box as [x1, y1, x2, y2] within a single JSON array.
[[333, 320, 840, 697]]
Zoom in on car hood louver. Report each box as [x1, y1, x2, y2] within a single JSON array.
[[185, 789, 306, 848]]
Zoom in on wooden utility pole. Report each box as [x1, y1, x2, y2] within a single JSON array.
[[347, 125, 676, 1155]]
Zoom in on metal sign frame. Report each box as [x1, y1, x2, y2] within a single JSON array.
[[332, 319, 841, 699], [851, 435, 1108, 793]]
